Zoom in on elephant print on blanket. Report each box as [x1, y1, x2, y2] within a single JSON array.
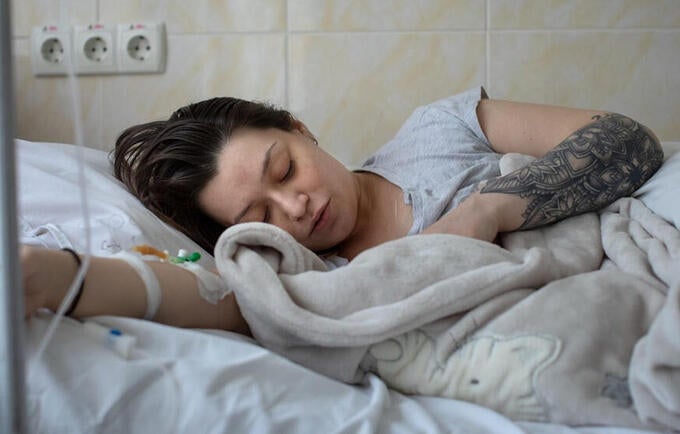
[[369, 331, 561, 421]]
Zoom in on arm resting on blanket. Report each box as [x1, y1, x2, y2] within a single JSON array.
[[424, 105, 664, 241], [21, 245, 249, 334]]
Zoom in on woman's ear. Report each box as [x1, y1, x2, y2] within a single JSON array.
[[292, 120, 318, 145]]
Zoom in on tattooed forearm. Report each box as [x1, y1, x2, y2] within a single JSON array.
[[481, 113, 664, 230]]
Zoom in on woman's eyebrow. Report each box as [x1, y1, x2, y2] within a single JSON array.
[[234, 141, 277, 224]]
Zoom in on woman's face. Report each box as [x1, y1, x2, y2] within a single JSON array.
[[198, 126, 360, 252]]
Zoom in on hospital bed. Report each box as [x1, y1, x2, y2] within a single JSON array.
[[17, 138, 680, 433]]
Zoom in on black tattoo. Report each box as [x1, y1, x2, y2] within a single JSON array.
[[481, 113, 664, 230]]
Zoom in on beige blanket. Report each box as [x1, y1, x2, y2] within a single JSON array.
[[214, 196, 679, 431]]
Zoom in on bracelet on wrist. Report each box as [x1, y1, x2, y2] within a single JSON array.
[[61, 248, 85, 316]]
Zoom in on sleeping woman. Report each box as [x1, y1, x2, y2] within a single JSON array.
[[22, 87, 663, 335]]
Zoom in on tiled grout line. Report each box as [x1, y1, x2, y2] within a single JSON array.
[[284, 27, 679, 35], [485, 0, 490, 92], [96, 0, 102, 145], [284, 0, 290, 108], [287, 29, 489, 35], [484, 27, 680, 33], [12, 27, 679, 40]]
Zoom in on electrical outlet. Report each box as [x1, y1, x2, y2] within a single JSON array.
[[73, 24, 117, 74], [31, 25, 71, 76], [31, 22, 167, 77], [117, 23, 166, 74]]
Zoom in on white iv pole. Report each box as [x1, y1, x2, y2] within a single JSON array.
[[0, 0, 28, 432]]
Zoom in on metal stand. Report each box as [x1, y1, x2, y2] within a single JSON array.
[[0, 0, 27, 432]]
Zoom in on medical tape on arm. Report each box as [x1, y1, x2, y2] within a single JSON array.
[[178, 262, 232, 305], [111, 251, 162, 320]]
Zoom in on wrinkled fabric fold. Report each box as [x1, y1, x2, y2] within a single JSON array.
[[214, 152, 679, 432]]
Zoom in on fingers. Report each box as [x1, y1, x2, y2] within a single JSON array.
[[21, 245, 45, 319], [24, 296, 39, 319]]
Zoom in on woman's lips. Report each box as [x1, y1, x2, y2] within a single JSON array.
[[311, 200, 330, 235]]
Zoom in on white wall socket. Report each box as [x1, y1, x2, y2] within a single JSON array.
[[30, 22, 166, 76], [117, 23, 166, 74], [31, 25, 72, 76], [73, 24, 117, 74]]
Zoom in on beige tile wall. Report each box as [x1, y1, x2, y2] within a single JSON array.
[[10, 0, 680, 166]]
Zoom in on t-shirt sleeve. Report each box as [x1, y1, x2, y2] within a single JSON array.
[[361, 86, 502, 235], [424, 86, 492, 151]]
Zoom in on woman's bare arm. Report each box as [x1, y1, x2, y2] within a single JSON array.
[[423, 100, 664, 240], [21, 245, 249, 335], [481, 110, 663, 232], [476, 99, 607, 158]]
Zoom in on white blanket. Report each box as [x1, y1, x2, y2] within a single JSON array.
[[214, 195, 680, 431]]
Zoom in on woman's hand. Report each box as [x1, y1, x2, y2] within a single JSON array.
[[421, 180, 534, 243], [21, 245, 75, 318], [421, 189, 509, 243]]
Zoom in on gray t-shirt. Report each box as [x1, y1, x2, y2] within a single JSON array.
[[323, 86, 502, 269], [360, 86, 502, 235]]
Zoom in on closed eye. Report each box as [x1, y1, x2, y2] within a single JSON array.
[[282, 159, 295, 182], [263, 159, 294, 223]]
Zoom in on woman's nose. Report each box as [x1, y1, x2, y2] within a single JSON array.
[[272, 191, 309, 221]]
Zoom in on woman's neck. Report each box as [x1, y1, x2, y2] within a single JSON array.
[[336, 171, 413, 260]]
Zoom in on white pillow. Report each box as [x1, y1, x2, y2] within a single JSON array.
[[634, 142, 680, 229], [16, 138, 678, 266], [16, 139, 215, 269]]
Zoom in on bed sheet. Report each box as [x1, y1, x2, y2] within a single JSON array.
[[24, 314, 664, 434], [19, 139, 679, 433]]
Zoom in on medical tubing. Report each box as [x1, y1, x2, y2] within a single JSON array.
[[31, 12, 175, 432], [32, 5, 92, 371], [81, 321, 180, 433], [32, 256, 90, 363]]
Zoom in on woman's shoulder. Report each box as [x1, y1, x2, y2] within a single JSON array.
[[427, 86, 488, 110], [367, 86, 490, 156], [409, 86, 486, 120], [389, 86, 488, 138]]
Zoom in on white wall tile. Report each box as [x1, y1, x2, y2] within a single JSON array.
[[290, 32, 486, 166], [12, 39, 103, 147], [11, 0, 96, 37], [100, 34, 286, 150], [100, 0, 286, 33], [490, 0, 680, 29], [11, 0, 680, 152], [489, 30, 680, 140], [289, 0, 485, 31]]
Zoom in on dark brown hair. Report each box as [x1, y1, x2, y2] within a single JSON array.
[[112, 97, 298, 252]]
